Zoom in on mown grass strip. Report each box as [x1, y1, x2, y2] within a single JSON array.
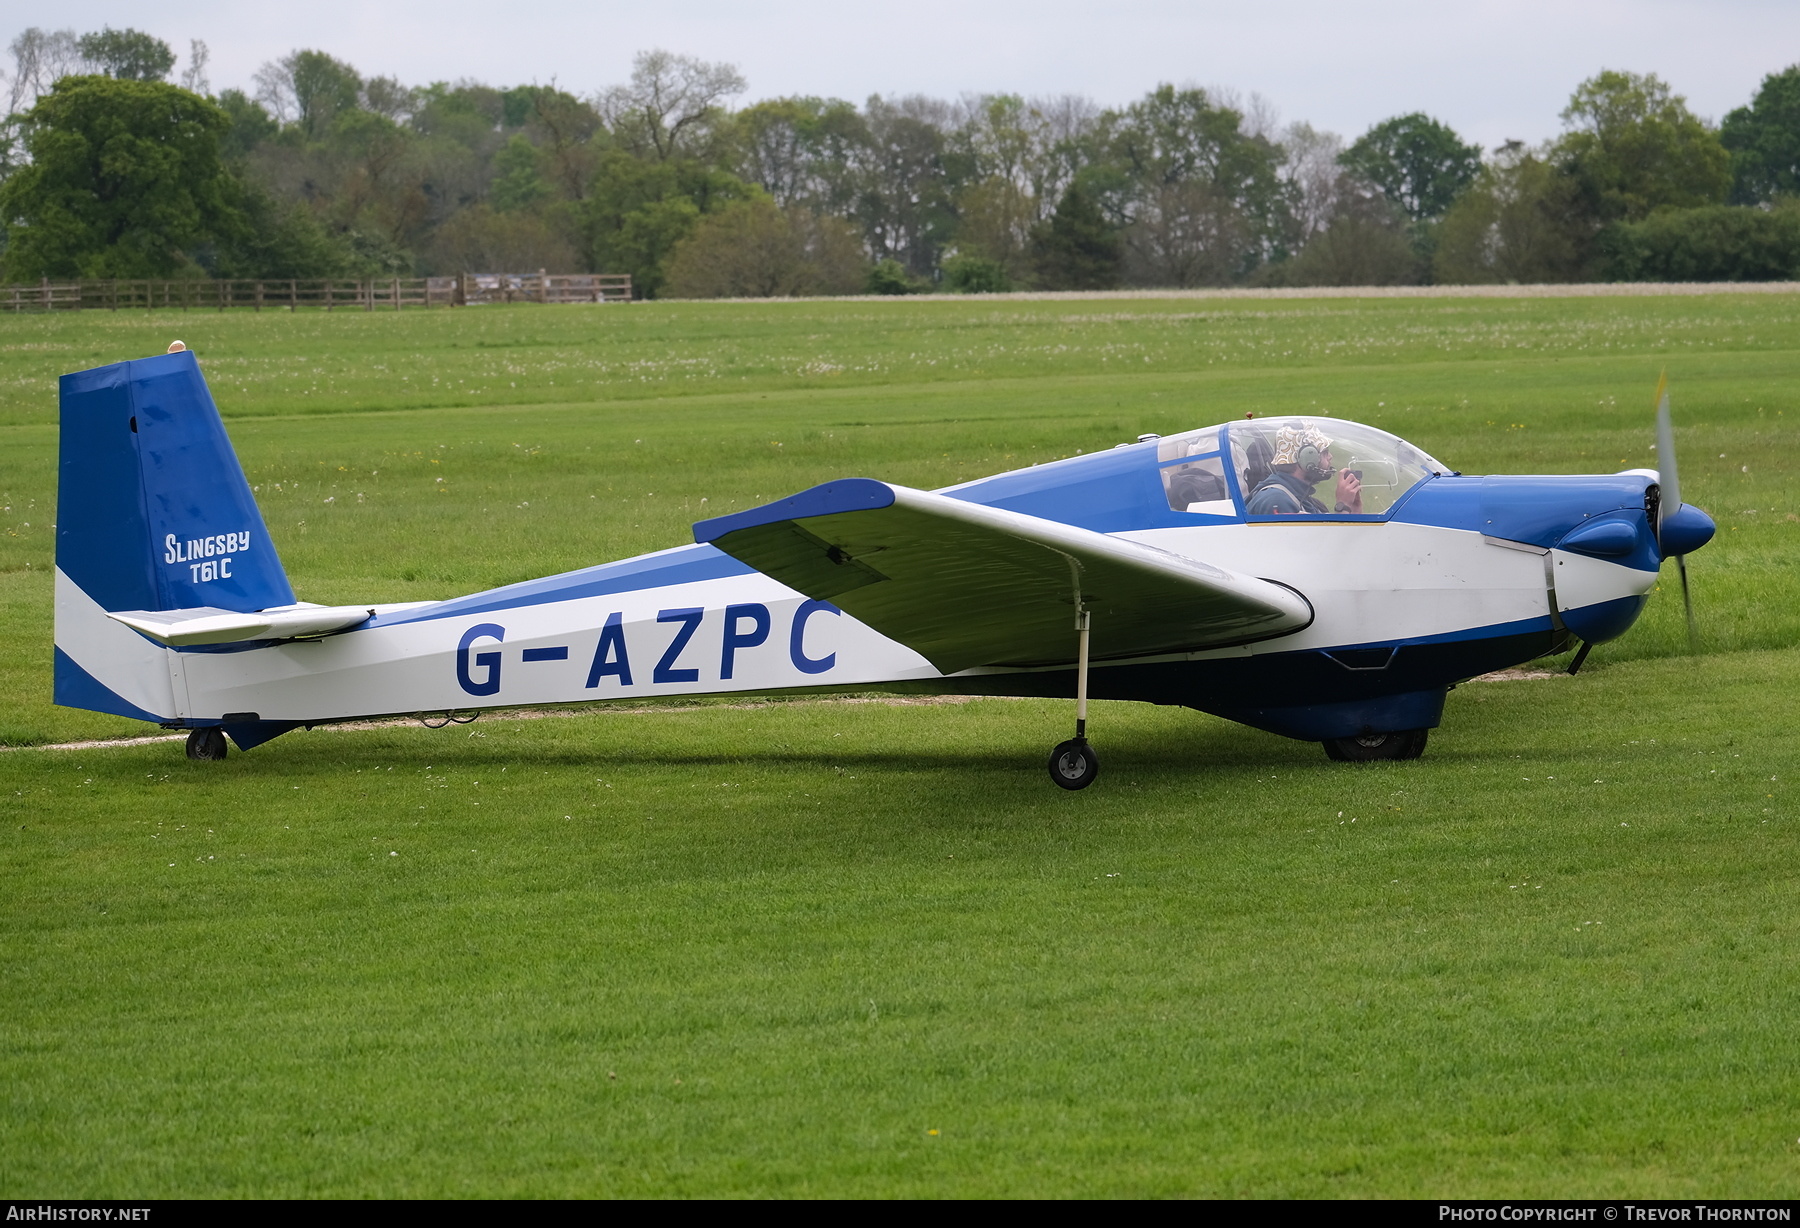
[[1, 295, 1796, 1195]]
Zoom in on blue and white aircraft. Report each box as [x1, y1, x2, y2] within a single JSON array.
[[54, 348, 1716, 788]]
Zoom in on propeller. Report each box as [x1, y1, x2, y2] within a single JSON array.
[[1653, 373, 1699, 651]]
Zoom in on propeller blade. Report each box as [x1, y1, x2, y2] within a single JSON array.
[[1677, 553, 1699, 652], [1653, 374, 1699, 651], [1654, 372, 1682, 551]]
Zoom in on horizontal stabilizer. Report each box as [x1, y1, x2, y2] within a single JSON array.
[[107, 602, 385, 646], [696, 479, 1312, 673]]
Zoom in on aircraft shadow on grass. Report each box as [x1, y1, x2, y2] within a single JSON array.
[[54, 349, 1714, 789]]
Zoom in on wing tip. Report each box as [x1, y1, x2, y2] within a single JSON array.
[[693, 478, 896, 544]]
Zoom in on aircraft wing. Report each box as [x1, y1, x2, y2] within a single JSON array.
[[694, 479, 1312, 674]]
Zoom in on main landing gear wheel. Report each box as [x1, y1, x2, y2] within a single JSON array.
[[1322, 728, 1428, 763], [185, 728, 228, 761], [1046, 605, 1100, 790], [1049, 738, 1099, 790]]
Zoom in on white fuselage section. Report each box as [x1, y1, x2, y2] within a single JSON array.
[[57, 521, 1657, 725]]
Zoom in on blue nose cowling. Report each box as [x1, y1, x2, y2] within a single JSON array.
[[1558, 518, 1640, 558], [1660, 504, 1715, 558]]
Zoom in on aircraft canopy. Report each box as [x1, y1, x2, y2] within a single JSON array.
[[1159, 419, 1451, 515]]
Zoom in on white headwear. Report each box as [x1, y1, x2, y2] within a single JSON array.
[[1270, 423, 1332, 467]]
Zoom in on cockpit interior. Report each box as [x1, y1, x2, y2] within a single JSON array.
[[1157, 419, 1451, 517]]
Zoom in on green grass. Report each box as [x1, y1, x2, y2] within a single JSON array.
[[2, 294, 1798, 1196]]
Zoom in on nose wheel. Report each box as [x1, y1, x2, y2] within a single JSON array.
[[1046, 606, 1100, 790]]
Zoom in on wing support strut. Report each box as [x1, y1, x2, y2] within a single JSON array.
[[1075, 605, 1091, 742]]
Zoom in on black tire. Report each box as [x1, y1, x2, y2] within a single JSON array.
[[185, 727, 228, 761], [1322, 728, 1428, 763], [1048, 738, 1099, 790]]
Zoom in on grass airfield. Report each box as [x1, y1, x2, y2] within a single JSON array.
[[1, 294, 1798, 1196]]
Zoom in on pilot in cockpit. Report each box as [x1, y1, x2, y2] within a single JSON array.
[[1245, 422, 1363, 516]]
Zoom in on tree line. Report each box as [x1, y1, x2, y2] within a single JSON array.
[[3, 26, 1800, 296]]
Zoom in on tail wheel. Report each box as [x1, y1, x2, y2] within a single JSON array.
[[185, 728, 228, 760], [1322, 728, 1428, 763]]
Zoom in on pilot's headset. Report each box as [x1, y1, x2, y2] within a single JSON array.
[[1287, 422, 1336, 484]]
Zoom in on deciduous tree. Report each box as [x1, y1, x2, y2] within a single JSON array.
[[491, 134, 550, 211], [852, 95, 956, 278], [511, 86, 603, 201], [1556, 70, 1730, 223], [424, 203, 579, 274], [0, 75, 243, 278], [1339, 113, 1481, 223], [6, 28, 83, 114], [952, 174, 1034, 279], [663, 195, 865, 297], [1722, 65, 1800, 204], [75, 28, 174, 82], [583, 150, 755, 295], [178, 39, 209, 95], [1434, 144, 1587, 283], [1280, 122, 1346, 245], [599, 49, 744, 163], [733, 96, 865, 214], [254, 50, 361, 139], [1270, 183, 1416, 286], [1088, 85, 1290, 284]]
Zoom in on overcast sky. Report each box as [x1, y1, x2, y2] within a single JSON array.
[[19, 1, 1800, 149]]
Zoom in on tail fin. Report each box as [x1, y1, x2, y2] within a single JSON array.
[[55, 349, 293, 720], [58, 349, 293, 613]]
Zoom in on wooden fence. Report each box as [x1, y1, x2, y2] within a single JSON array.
[[458, 272, 634, 304], [0, 272, 632, 312]]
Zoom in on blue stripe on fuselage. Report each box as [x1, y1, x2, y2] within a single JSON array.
[[53, 647, 167, 722], [1318, 613, 1555, 651], [366, 544, 757, 629]]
